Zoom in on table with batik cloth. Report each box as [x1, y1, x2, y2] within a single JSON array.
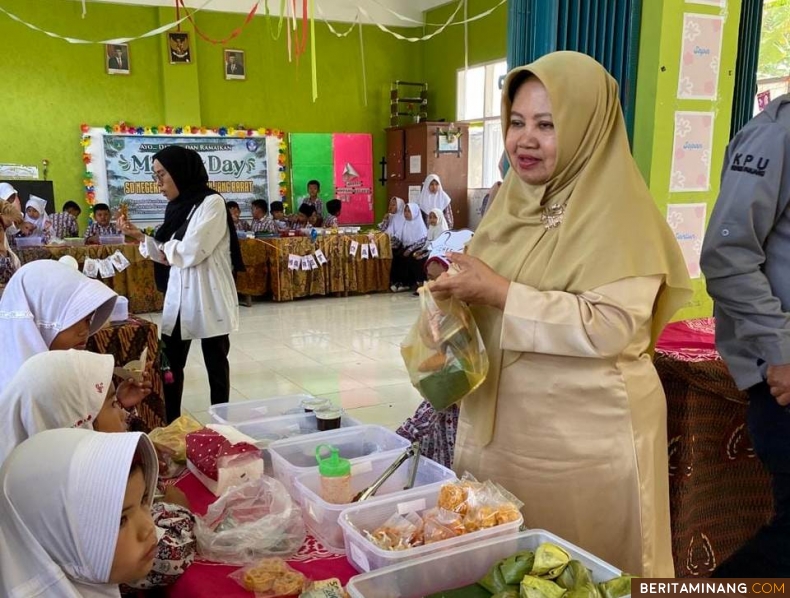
[[654, 318, 772, 577], [88, 316, 166, 433], [166, 472, 357, 598], [235, 233, 393, 302], [17, 243, 163, 314]]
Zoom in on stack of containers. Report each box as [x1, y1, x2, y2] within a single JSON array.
[[346, 529, 623, 598]]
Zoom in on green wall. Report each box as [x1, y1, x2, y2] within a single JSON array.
[[0, 1, 422, 223], [633, 0, 742, 320], [422, 0, 508, 122]]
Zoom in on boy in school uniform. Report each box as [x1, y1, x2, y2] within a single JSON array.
[[323, 199, 342, 229], [83, 203, 119, 245], [290, 204, 315, 229], [250, 199, 276, 233], [299, 180, 323, 219], [226, 200, 251, 232], [270, 201, 288, 230], [49, 201, 81, 239]]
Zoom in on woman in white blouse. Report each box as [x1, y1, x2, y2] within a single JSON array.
[[120, 145, 244, 422]]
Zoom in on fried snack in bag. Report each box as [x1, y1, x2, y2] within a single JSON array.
[[148, 414, 204, 477], [229, 557, 306, 597], [400, 285, 488, 411]]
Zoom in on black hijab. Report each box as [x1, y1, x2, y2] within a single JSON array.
[[152, 145, 244, 292]]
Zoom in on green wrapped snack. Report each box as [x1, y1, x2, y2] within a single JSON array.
[[598, 576, 635, 598], [424, 583, 493, 598], [492, 591, 520, 598], [520, 576, 567, 598], [556, 561, 594, 590], [565, 583, 600, 598], [417, 362, 472, 411], [480, 551, 536, 593], [531, 543, 572, 579]]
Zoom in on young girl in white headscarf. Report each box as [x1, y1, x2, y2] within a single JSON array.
[[0, 428, 159, 597], [408, 208, 450, 293], [378, 196, 406, 249], [0, 350, 197, 591], [0, 260, 117, 389], [390, 202, 428, 292], [23, 195, 52, 241], [417, 174, 454, 228]]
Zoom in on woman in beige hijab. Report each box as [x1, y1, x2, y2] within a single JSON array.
[[432, 52, 691, 577]]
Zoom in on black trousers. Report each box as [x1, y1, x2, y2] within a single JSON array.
[[711, 382, 790, 577], [162, 315, 230, 423]]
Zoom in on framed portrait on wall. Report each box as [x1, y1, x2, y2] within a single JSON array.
[[168, 32, 191, 64], [224, 49, 246, 80], [105, 43, 130, 75]]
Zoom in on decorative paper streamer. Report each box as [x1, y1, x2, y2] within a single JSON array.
[[359, 16, 368, 107], [0, 0, 215, 45], [309, 0, 317, 101], [177, 0, 260, 45], [264, 0, 288, 41], [365, 0, 506, 28]]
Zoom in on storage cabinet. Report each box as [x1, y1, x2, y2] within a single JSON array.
[[385, 122, 469, 229]]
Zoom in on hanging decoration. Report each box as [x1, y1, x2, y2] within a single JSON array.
[[175, 0, 260, 45], [79, 122, 288, 208]]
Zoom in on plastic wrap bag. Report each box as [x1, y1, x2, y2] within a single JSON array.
[[148, 415, 204, 478], [400, 285, 488, 411], [195, 477, 306, 565], [229, 558, 306, 597]]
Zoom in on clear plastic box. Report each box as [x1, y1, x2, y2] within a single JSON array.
[[294, 454, 457, 553], [346, 529, 623, 598], [99, 234, 125, 245], [339, 484, 523, 573], [15, 236, 44, 248], [232, 411, 362, 450], [268, 425, 411, 499], [208, 394, 312, 424]]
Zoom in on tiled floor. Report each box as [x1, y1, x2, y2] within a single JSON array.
[[140, 293, 423, 429]]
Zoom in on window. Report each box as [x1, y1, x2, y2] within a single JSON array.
[[457, 59, 507, 189]]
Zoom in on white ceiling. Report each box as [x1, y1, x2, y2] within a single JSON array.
[[80, 0, 453, 27]]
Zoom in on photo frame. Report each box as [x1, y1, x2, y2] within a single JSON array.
[[105, 43, 130, 75], [224, 49, 246, 81], [168, 32, 191, 64], [436, 128, 462, 155]]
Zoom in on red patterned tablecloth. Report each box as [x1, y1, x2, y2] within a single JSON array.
[[166, 473, 357, 597]]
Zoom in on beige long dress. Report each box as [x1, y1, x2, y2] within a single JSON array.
[[454, 274, 674, 578]]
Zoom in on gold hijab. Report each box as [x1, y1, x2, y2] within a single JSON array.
[[465, 51, 692, 446]]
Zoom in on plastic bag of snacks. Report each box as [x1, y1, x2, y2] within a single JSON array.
[[229, 557, 306, 597], [195, 477, 306, 565], [148, 414, 204, 478], [299, 578, 349, 598], [400, 285, 488, 411]]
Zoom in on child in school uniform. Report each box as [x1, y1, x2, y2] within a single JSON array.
[[409, 208, 449, 293], [291, 203, 315, 230], [84, 203, 121, 245], [323, 199, 342, 229], [299, 179, 324, 219], [270, 200, 288, 230], [378, 196, 405, 246], [390, 201, 427, 292], [226, 200, 251, 232], [0, 350, 197, 591], [417, 174, 454, 228], [0, 428, 160, 597], [50, 200, 82, 239], [250, 199, 276, 233]]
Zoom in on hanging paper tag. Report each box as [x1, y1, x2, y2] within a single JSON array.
[[315, 249, 328, 265], [360, 244, 369, 260], [98, 258, 115, 279], [83, 258, 99, 278], [349, 240, 359, 257], [288, 254, 300, 270], [109, 250, 131, 272], [369, 242, 379, 258], [301, 256, 311, 271]]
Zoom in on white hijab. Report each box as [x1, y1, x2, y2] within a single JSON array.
[[383, 197, 406, 238], [401, 202, 429, 247], [426, 208, 449, 242], [0, 260, 118, 390], [24, 196, 50, 232], [0, 428, 158, 598], [0, 182, 18, 201], [0, 350, 115, 463], [417, 174, 451, 214]]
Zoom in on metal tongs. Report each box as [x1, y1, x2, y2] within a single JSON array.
[[352, 441, 421, 503]]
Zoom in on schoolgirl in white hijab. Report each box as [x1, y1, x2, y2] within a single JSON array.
[[24, 195, 51, 234], [0, 260, 117, 389], [0, 428, 159, 597], [426, 208, 449, 243], [400, 202, 429, 250], [417, 174, 453, 228], [380, 196, 406, 239], [0, 350, 127, 462]]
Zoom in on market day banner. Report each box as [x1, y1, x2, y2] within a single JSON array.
[[86, 129, 283, 222], [290, 133, 374, 224]]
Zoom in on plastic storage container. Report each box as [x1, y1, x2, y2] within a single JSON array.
[[232, 411, 361, 449], [268, 425, 411, 498], [294, 453, 457, 553], [99, 234, 125, 245], [340, 484, 524, 573], [346, 529, 622, 598], [14, 236, 44, 248], [208, 395, 312, 425]]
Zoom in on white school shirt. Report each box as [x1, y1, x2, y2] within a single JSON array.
[[140, 194, 239, 340]]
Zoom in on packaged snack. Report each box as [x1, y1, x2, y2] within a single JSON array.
[[230, 557, 306, 597]]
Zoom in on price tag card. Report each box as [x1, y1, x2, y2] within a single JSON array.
[[360, 244, 369, 260], [315, 249, 328, 265], [349, 240, 359, 257], [301, 256, 311, 271], [369, 243, 379, 258]]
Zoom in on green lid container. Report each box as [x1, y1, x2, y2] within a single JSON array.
[[315, 444, 351, 477]]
